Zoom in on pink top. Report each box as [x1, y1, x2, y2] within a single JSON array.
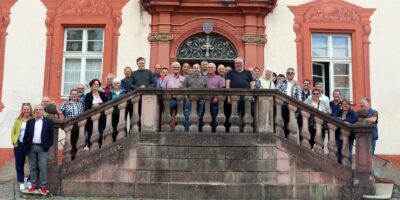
[[161, 74, 186, 89]]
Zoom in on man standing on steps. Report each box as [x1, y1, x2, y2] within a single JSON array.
[[276, 68, 302, 137], [200, 60, 208, 76], [225, 57, 255, 126], [183, 63, 208, 131], [129, 57, 154, 91], [23, 104, 54, 196], [206, 63, 225, 132]]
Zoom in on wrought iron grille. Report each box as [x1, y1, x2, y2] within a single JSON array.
[[177, 33, 237, 61]]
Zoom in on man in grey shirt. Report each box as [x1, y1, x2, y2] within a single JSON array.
[[183, 63, 208, 131], [129, 57, 154, 91]]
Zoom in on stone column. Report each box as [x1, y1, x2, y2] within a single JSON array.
[[117, 102, 127, 139], [274, 98, 285, 137], [90, 113, 101, 151], [161, 94, 172, 132], [300, 110, 311, 149], [62, 125, 73, 163], [313, 117, 324, 155], [130, 96, 140, 135], [202, 95, 212, 133], [216, 95, 226, 133], [243, 96, 254, 133], [189, 95, 199, 133], [103, 107, 114, 145], [76, 119, 87, 157], [288, 104, 299, 144], [327, 123, 338, 162], [229, 95, 240, 133], [175, 95, 185, 132]]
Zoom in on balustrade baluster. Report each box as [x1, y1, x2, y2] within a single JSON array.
[[216, 95, 226, 133], [189, 95, 199, 133], [313, 117, 324, 155], [175, 95, 185, 132], [103, 107, 114, 145], [90, 113, 101, 150], [202, 95, 212, 133], [47, 126, 59, 164], [274, 98, 285, 137], [161, 94, 172, 132], [130, 96, 140, 135], [341, 129, 351, 167], [62, 125, 73, 163], [300, 110, 311, 149], [243, 96, 254, 133], [76, 119, 87, 157], [287, 104, 299, 143], [229, 95, 240, 133], [117, 102, 127, 140], [327, 123, 338, 161]]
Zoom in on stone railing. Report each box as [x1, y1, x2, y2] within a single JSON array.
[[49, 88, 375, 184]]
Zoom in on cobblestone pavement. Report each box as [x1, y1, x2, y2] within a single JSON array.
[[0, 181, 141, 200]]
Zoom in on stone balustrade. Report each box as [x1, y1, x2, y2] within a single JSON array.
[[49, 88, 375, 186]]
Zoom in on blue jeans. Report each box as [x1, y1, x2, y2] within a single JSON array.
[[372, 139, 377, 155], [169, 98, 178, 115], [336, 138, 355, 164], [183, 98, 205, 131], [14, 141, 26, 183], [210, 101, 219, 132], [27, 145, 48, 187]]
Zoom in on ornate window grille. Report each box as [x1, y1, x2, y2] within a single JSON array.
[[178, 33, 237, 61]]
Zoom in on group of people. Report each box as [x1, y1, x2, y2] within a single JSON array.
[[10, 56, 379, 195]]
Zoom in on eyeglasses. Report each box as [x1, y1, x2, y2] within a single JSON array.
[[286, 71, 295, 75], [312, 93, 320, 95], [22, 103, 31, 105]]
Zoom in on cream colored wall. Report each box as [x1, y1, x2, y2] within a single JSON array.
[[0, 1, 47, 148], [265, 0, 400, 155], [116, 0, 152, 79]]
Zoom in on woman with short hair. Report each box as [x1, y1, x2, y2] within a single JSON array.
[[108, 79, 127, 141], [333, 99, 358, 164], [59, 89, 85, 159], [84, 79, 108, 148], [11, 103, 34, 190]]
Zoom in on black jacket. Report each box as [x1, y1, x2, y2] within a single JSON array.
[[84, 91, 108, 111], [23, 117, 54, 153]]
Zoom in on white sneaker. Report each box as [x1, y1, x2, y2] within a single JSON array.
[[19, 183, 25, 191], [25, 181, 31, 189], [84, 146, 89, 151]]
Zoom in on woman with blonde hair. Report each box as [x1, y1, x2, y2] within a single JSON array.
[[11, 103, 34, 190]]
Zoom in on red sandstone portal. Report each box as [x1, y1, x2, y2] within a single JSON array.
[[141, 0, 277, 70]]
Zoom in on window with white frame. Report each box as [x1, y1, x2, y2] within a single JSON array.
[[311, 34, 353, 101], [62, 28, 104, 96]]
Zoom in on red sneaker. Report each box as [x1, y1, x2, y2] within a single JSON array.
[[27, 186, 38, 193], [39, 187, 48, 196]]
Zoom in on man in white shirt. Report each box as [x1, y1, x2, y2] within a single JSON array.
[[23, 105, 54, 196]]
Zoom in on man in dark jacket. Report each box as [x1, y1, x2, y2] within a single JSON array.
[[23, 104, 54, 195], [129, 57, 154, 91]]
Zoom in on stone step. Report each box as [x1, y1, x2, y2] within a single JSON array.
[[137, 158, 278, 172], [363, 183, 394, 199], [60, 180, 351, 199], [137, 145, 277, 160], [137, 170, 278, 183], [138, 132, 276, 147]]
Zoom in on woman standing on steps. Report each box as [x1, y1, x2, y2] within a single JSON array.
[[10, 103, 34, 191], [84, 79, 108, 149]]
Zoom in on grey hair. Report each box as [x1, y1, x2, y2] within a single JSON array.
[[361, 97, 370, 103], [208, 63, 216, 68], [171, 62, 181, 68]]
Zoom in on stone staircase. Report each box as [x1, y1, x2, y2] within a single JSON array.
[[45, 88, 376, 199]]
